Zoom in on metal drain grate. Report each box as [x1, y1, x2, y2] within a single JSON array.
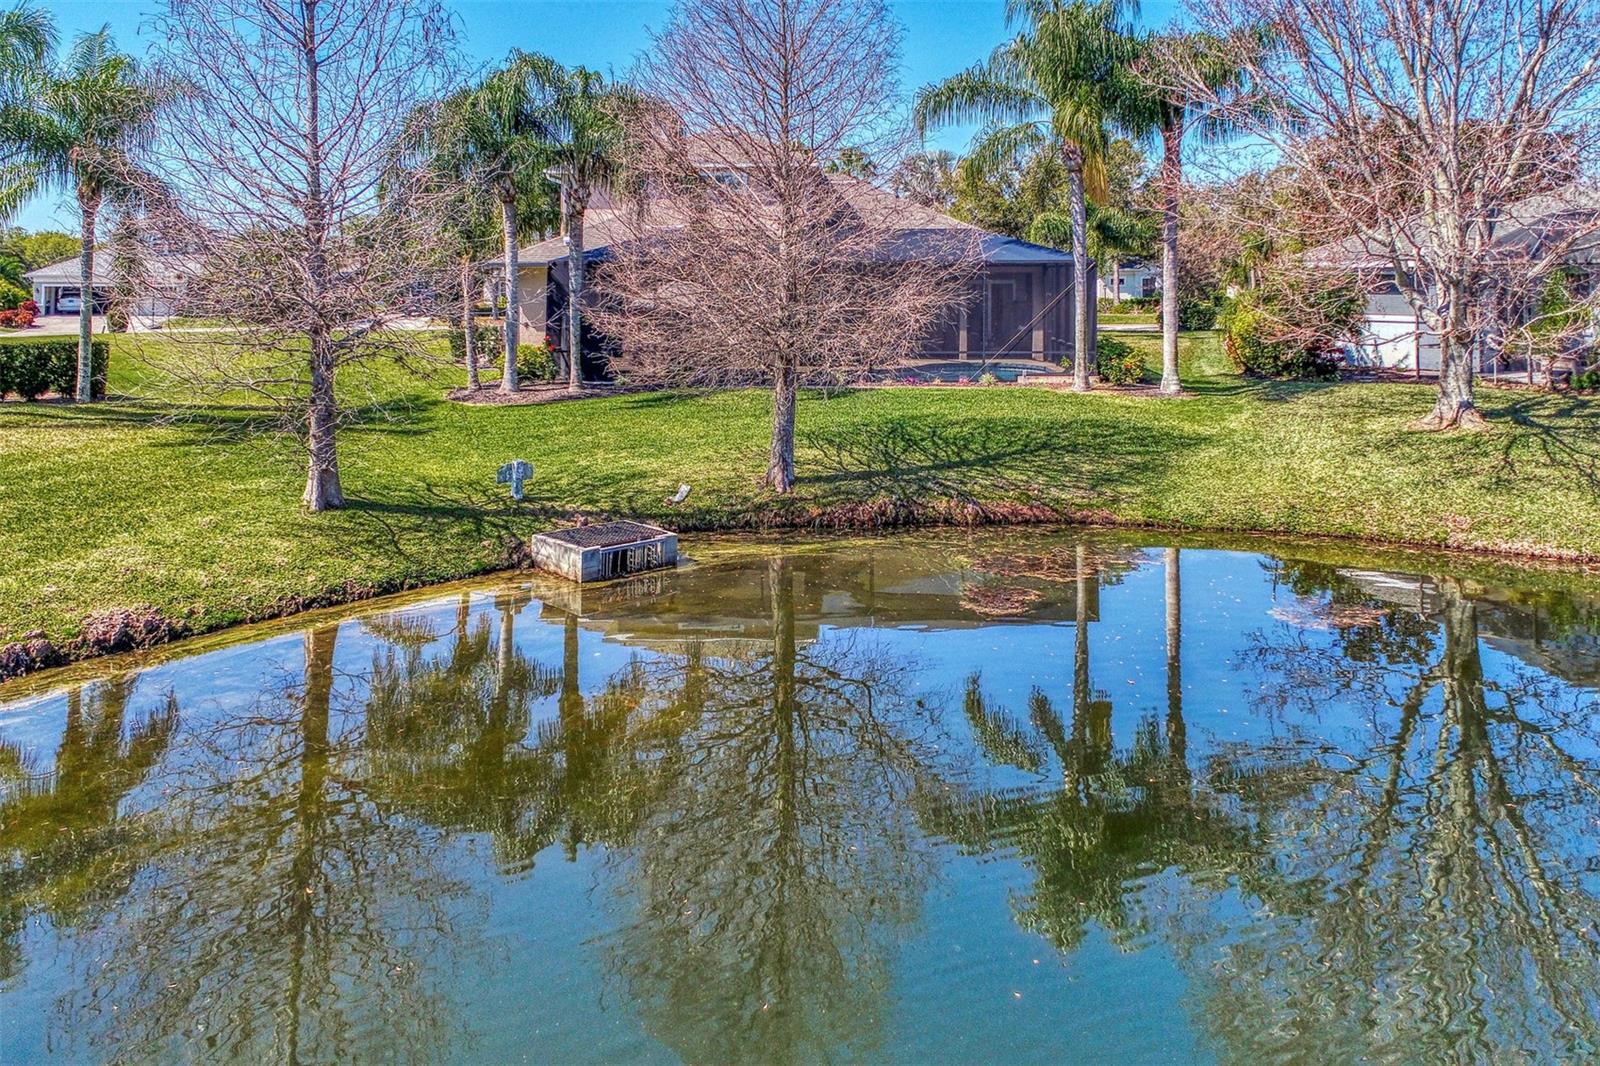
[[540, 521, 669, 549]]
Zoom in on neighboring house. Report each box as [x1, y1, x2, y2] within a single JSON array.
[[24, 256, 113, 315], [503, 180, 1092, 382], [1306, 186, 1598, 375], [24, 255, 182, 321], [1097, 259, 1159, 302]]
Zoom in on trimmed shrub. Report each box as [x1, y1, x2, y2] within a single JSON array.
[[0, 338, 110, 400], [1096, 335, 1147, 385], [448, 324, 504, 363], [1097, 294, 1158, 314], [518, 342, 560, 382], [1154, 294, 1222, 331], [1176, 295, 1220, 330], [0, 307, 35, 328]]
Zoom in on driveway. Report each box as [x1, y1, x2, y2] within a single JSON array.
[[22, 314, 107, 336]]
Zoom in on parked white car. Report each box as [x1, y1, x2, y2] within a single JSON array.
[[57, 294, 81, 313]]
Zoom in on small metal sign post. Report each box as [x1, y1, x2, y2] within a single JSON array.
[[497, 459, 534, 501]]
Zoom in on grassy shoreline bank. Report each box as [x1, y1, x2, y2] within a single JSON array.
[[4, 330, 1599, 679]]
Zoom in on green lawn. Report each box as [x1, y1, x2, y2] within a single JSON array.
[[4, 329, 1599, 656]]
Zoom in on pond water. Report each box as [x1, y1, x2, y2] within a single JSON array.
[[3, 531, 1600, 1064]]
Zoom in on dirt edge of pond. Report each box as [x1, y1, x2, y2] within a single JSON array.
[[4, 500, 1599, 687]]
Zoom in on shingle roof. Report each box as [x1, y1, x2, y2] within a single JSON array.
[[1303, 184, 1599, 269], [506, 176, 1074, 268], [23, 252, 200, 287], [22, 256, 114, 286]]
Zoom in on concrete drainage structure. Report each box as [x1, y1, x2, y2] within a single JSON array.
[[529, 521, 678, 582]]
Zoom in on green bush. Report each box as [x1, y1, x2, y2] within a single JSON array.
[[0, 338, 109, 400], [1095, 335, 1147, 385], [1176, 295, 1220, 331], [1220, 291, 1348, 380], [1097, 295, 1158, 314], [1155, 294, 1222, 331], [518, 342, 559, 382], [448, 325, 504, 363], [0, 279, 29, 311]]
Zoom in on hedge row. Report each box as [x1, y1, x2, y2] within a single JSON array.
[[0, 338, 109, 400]]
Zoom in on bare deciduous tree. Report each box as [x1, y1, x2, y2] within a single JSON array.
[[588, 0, 977, 494], [1181, 0, 1600, 426], [139, 0, 458, 510]]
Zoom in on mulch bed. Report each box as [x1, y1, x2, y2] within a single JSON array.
[[447, 383, 639, 405], [1015, 377, 1180, 398]]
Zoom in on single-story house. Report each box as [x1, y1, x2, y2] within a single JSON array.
[[1098, 259, 1160, 302], [23, 256, 112, 315], [23, 254, 181, 321], [1307, 186, 1597, 374], [503, 180, 1093, 382]]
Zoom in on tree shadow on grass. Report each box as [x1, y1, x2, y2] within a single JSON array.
[[330, 482, 575, 572], [1490, 394, 1600, 498], [2, 396, 435, 450], [797, 413, 1201, 508], [1188, 375, 1347, 403]]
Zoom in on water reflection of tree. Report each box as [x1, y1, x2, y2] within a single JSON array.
[[1183, 568, 1600, 1062], [0, 677, 177, 983], [599, 556, 943, 1066], [359, 591, 582, 871], [930, 547, 1254, 954], [63, 624, 475, 1064]]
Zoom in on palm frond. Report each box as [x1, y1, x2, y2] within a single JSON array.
[[0, 3, 54, 77], [912, 57, 1045, 138]]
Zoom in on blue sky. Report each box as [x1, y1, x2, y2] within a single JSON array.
[[20, 0, 1182, 232]]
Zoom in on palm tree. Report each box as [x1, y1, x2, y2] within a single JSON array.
[[1029, 198, 1155, 303], [528, 61, 632, 395], [915, 0, 1132, 392], [1111, 32, 1247, 394], [424, 55, 561, 394], [890, 150, 958, 209], [393, 105, 505, 391], [0, 21, 168, 402], [0, 5, 51, 101]]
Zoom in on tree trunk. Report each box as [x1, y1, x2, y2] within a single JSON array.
[[765, 356, 798, 493], [299, 0, 343, 511], [75, 188, 100, 402], [303, 329, 344, 510], [460, 258, 479, 389], [500, 195, 520, 393], [1159, 124, 1182, 396], [1422, 329, 1484, 429], [564, 182, 588, 393], [1065, 146, 1091, 392]]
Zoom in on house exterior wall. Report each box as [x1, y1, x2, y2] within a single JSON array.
[[1097, 261, 1160, 301], [1345, 278, 1596, 376], [537, 255, 1085, 378], [30, 281, 173, 318], [517, 264, 548, 343]]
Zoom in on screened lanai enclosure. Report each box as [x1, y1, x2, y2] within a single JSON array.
[[512, 196, 1089, 382], [917, 252, 1092, 364]]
